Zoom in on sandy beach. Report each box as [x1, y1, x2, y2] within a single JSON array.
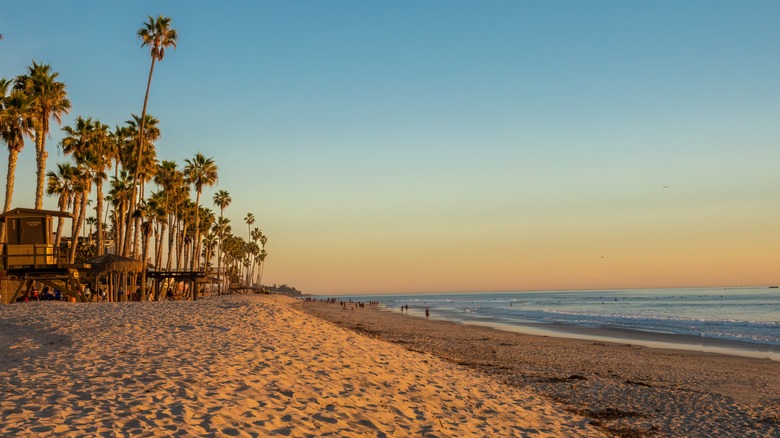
[[295, 298, 780, 437], [0, 295, 600, 437]]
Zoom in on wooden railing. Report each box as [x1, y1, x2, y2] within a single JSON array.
[[0, 244, 68, 271]]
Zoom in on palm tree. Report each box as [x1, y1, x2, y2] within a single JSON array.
[[109, 125, 131, 247], [201, 232, 217, 271], [14, 61, 71, 209], [139, 198, 159, 300], [246, 240, 259, 288], [213, 190, 231, 293], [0, 79, 33, 241], [184, 153, 218, 271], [108, 169, 133, 253], [256, 231, 268, 287], [66, 166, 89, 262], [60, 117, 101, 262], [244, 213, 255, 242], [175, 199, 195, 270], [221, 233, 245, 291], [154, 160, 185, 270], [122, 113, 160, 257], [46, 162, 75, 249], [126, 16, 177, 257], [87, 121, 111, 256], [195, 207, 215, 269], [146, 191, 168, 270], [249, 227, 262, 287], [243, 213, 255, 286], [244, 213, 255, 287], [85, 217, 97, 243]]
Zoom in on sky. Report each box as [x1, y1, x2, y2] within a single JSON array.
[[1, 1, 779, 294]]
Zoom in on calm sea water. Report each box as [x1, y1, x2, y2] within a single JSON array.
[[326, 287, 780, 360]]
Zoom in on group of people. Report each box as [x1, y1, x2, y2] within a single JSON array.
[[339, 299, 372, 310], [17, 286, 60, 302], [83, 285, 107, 302], [400, 304, 430, 319]]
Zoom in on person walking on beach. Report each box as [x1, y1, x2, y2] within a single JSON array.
[[425, 307, 430, 319]]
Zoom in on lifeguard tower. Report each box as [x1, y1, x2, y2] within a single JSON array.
[[0, 208, 89, 302]]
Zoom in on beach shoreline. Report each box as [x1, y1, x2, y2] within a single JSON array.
[[417, 310, 780, 362], [295, 297, 780, 437]]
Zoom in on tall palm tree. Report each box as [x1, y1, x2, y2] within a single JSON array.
[[154, 160, 185, 270], [257, 248, 268, 287], [175, 199, 195, 270], [87, 121, 110, 256], [14, 61, 71, 209], [201, 232, 217, 270], [85, 217, 97, 243], [243, 213, 255, 286], [249, 227, 261, 286], [61, 117, 111, 261], [139, 198, 159, 300], [46, 162, 75, 249], [60, 117, 100, 261], [246, 240, 259, 288], [196, 207, 216, 270], [126, 16, 177, 257], [256, 230, 268, 287], [67, 166, 89, 262], [122, 113, 160, 257], [244, 213, 255, 242], [0, 79, 33, 241], [108, 169, 133, 253], [213, 190, 231, 292], [109, 125, 131, 246], [184, 153, 218, 270], [146, 191, 168, 270]]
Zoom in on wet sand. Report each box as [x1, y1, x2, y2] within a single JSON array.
[[295, 298, 780, 437]]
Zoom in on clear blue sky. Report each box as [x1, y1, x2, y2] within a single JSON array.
[[2, 1, 779, 293]]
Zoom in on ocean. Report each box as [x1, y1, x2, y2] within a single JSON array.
[[326, 287, 780, 361]]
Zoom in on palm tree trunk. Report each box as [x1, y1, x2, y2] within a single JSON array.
[[70, 192, 81, 255], [132, 215, 141, 258], [34, 122, 48, 209], [183, 239, 190, 271], [152, 222, 161, 268], [156, 222, 166, 269], [166, 214, 175, 271], [0, 148, 20, 242], [141, 224, 152, 300], [191, 190, 201, 271], [176, 224, 185, 270], [217, 211, 224, 293], [70, 188, 89, 263], [55, 195, 67, 250], [116, 200, 124, 255], [95, 179, 105, 257]]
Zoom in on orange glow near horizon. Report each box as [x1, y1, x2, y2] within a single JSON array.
[[264, 196, 780, 295]]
